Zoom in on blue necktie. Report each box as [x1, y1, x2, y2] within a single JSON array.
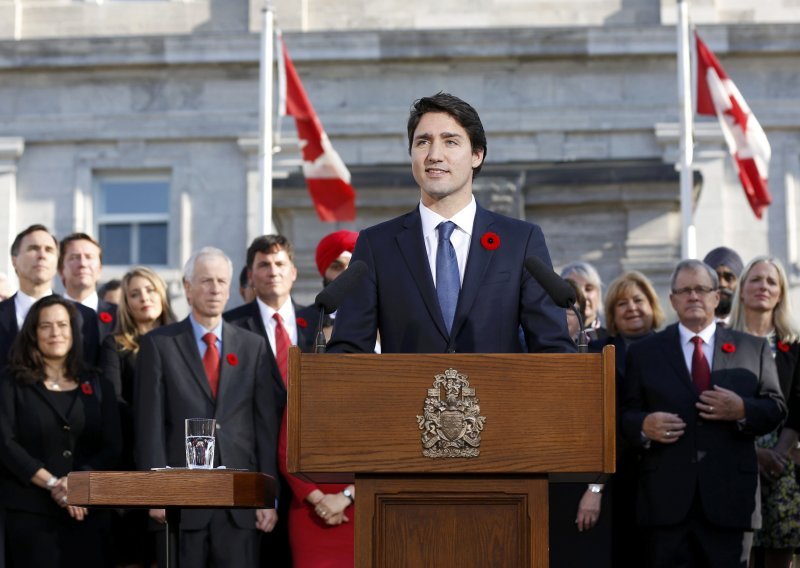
[[436, 221, 460, 334]]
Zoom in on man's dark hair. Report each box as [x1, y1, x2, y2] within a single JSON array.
[[239, 266, 250, 289], [10, 224, 58, 257], [406, 92, 487, 176], [58, 232, 103, 271], [246, 235, 295, 270], [98, 279, 121, 298], [8, 295, 86, 385]]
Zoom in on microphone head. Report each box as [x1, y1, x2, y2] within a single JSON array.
[[524, 256, 577, 309], [314, 260, 368, 314]]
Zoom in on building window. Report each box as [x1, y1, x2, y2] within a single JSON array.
[[95, 175, 170, 266]]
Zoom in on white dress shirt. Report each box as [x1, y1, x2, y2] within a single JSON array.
[[419, 196, 476, 286], [257, 297, 298, 358], [15, 289, 53, 330], [678, 321, 717, 376]]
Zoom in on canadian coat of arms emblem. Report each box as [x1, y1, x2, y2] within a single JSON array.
[[416, 368, 486, 458]]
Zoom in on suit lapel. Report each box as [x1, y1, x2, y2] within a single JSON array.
[[711, 327, 734, 373], [395, 208, 449, 340], [246, 301, 269, 340], [216, 322, 235, 412], [663, 325, 696, 397], [451, 206, 496, 340], [174, 319, 215, 403]]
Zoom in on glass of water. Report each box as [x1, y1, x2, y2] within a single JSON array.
[[185, 418, 216, 469]]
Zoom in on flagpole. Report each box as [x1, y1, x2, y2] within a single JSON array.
[[677, 0, 696, 259], [258, 1, 275, 235]]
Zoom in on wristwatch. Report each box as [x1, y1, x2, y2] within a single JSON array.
[[588, 484, 603, 494], [343, 487, 355, 504]]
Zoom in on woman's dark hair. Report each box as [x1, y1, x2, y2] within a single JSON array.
[[406, 92, 487, 177], [8, 296, 85, 385]]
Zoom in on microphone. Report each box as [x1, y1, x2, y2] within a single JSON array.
[[524, 256, 588, 353], [313, 260, 368, 353], [524, 256, 576, 309]]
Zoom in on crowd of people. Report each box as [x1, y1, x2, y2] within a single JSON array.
[[0, 91, 797, 568]]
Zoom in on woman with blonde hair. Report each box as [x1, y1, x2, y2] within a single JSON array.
[[729, 256, 800, 568], [99, 266, 175, 567]]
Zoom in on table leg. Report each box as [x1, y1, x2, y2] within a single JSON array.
[[165, 508, 181, 568]]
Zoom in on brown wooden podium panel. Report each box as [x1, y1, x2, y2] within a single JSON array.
[[68, 470, 275, 508], [288, 349, 615, 481], [356, 476, 549, 568]]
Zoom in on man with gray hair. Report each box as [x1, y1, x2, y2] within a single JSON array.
[[621, 258, 785, 567], [135, 247, 279, 567]]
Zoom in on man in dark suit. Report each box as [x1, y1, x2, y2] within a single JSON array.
[[327, 93, 574, 355], [58, 232, 117, 340], [135, 247, 278, 568], [621, 259, 786, 568], [224, 234, 315, 567], [0, 225, 100, 369]]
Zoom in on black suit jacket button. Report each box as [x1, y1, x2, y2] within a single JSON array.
[[62, 450, 72, 458]]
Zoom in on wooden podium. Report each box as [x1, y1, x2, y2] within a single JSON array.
[[68, 470, 275, 568], [287, 347, 616, 568]]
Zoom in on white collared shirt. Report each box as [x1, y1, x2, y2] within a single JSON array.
[[678, 321, 717, 377], [257, 297, 298, 357], [419, 196, 476, 286], [15, 289, 53, 330], [64, 290, 99, 312]]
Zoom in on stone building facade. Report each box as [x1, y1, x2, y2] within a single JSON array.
[[0, 0, 798, 317]]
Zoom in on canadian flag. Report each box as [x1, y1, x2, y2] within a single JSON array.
[[279, 39, 356, 222], [695, 32, 771, 219]]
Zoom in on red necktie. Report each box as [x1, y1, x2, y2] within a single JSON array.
[[273, 313, 290, 387], [202, 332, 220, 398], [691, 336, 711, 393]]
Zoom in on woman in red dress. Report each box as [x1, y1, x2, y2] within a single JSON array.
[[278, 411, 354, 568]]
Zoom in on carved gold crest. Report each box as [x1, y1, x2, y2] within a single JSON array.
[[416, 368, 485, 458]]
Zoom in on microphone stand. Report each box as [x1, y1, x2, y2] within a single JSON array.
[[571, 305, 589, 353], [314, 307, 327, 353]]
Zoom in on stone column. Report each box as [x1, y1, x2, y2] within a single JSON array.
[[0, 137, 25, 279]]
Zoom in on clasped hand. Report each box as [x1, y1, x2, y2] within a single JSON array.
[[50, 477, 88, 521], [313, 493, 350, 526]]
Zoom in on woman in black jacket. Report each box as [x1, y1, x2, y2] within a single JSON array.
[[0, 295, 121, 568]]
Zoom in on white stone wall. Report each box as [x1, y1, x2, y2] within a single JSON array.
[[0, 23, 798, 318]]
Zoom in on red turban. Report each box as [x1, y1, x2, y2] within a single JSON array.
[[315, 230, 359, 277]]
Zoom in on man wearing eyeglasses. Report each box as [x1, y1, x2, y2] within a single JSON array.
[[620, 258, 785, 568]]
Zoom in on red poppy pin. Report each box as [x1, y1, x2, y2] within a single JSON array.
[[721, 342, 736, 354], [480, 232, 500, 251], [99, 312, 113, 324], [296, 317, 308, 329], [81, 382, 94, 395], [226, 354, 239, 366], [777, 341, 791, 353]]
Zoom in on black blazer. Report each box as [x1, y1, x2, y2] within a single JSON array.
[[98, 335, 138, 470], [134, 318, 278, 530], [0, 371, 121, 515], [621, 324, 786, 530], [776, 340, 800, 432], [327, 204, 575, 355], [223, 299, 314, 407], [0, 294, 101, 370], [94, 299, 118, 342]]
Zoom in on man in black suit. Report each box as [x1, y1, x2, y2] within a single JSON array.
[[58, 232, 117, 339], [135, 247, 278, 567], [0, 225, 100, 369], [621, 259, 786, 567], [328, 93, 573, 355], [224, 234, 315, 567]]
